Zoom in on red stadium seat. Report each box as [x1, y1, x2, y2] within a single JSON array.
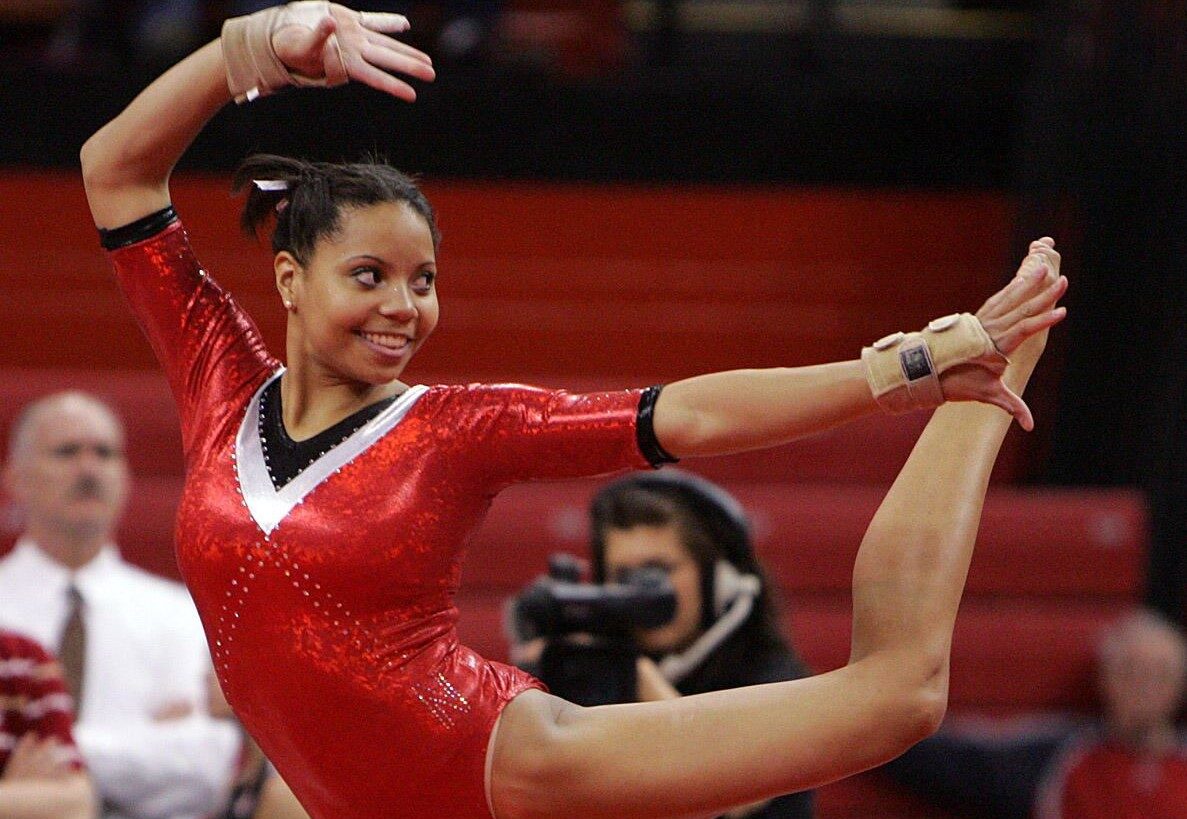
[[461, 481, 1146, 600]]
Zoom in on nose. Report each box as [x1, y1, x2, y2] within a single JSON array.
[[74, 445, 108, 471], [378, 282, 418, 322]]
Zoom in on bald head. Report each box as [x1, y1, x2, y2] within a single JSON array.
[[8, 392, 125, 465], [1097, 608, 1187, 742], [1098, 609, 1187, 671], [4, 392, 129, 567]]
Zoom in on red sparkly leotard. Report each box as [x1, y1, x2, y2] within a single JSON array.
[[107, 217, 652, 818]]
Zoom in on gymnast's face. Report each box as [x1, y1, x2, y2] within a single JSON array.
[[277, 201, 439, 385], [603, 523, 705, 655]]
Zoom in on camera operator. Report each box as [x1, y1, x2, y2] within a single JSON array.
[[510, 471, 813, 818]]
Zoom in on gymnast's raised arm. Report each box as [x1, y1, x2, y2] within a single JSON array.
[[80, 3, 434, 230]]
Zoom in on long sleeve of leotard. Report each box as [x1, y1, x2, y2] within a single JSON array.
[[105, 215, 276, 460], [434, 383, 655, 492]]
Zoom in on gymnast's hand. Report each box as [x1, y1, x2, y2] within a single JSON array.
[[939, 238, 1067, 430], [271, 3, 436, 102]]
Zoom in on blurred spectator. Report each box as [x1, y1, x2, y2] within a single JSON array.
[[0, 628, 96, 819], [0, 391, 241, 819], [513, 470, 814, 818], [882, 607, 1187, 818]]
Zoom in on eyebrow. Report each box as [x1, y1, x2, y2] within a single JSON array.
[[344, 254, 436, 269], [345, 254, 388, 266]]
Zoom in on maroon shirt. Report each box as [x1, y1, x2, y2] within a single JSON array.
[[0, 629, 84, 773]]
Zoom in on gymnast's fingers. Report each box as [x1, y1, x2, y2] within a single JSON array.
[[365, 29, 434, 68], [997, 384, 1034, 432], [348, 58, 420, 101], [989, 276, 1068, 354], [361, 41, 437, 83], [995, 304, 1068, 357], [977, 258, 1049, 318], [356, 9, 411, 34]]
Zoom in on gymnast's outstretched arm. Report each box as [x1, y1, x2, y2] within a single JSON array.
[[488, 246, 1065, 819]]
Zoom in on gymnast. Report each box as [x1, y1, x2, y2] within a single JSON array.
[[79, 4, 1068, 817]]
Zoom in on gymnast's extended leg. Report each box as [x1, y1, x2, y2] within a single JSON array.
[[487, 244, 1064, 819]]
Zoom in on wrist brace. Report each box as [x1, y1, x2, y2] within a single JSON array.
[[862, 313, 1007, 413], [221, 1, 347, 104]]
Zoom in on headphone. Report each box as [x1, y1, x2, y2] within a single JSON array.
[[590, 470, 763, 683]]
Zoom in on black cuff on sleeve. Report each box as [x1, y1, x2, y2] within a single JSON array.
[[636, 384, 679, 468], [98, 205, 179, 250]]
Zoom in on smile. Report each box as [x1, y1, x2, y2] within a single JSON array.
[[358, 330, 412, 357]]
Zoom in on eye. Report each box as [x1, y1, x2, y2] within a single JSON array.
[[645, 559, 674, 572], [412, 270, 436, 294], [352, 266, 381, 287]]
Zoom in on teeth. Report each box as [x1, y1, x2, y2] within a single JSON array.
[[361, 331, 409, 350]]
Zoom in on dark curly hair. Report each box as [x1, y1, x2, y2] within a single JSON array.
[[232, 154, 440, 264]]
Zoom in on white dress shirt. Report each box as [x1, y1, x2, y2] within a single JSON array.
[[0, 539, 240, 819]]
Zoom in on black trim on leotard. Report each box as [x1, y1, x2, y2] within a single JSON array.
[[636, 385, 679, 468], [258, 377, 400, 490], [99, 206, 179, 250]]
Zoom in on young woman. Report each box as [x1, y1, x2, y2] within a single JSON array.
[[589, 470, 815, 819], [79, 4, 1068, 818]]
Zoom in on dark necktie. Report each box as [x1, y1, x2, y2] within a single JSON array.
[[59, 584, 86, 712]]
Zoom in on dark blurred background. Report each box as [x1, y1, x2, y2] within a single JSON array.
[[4, 0, 1041, 183]]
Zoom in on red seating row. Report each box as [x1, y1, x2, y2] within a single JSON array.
[[462, 481, 1145, 599]]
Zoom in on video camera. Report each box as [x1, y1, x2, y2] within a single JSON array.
[[507, 553, 677, 705]]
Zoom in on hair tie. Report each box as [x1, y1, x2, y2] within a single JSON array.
[[275, 198, 290, 215], [253, 179, 289, 192]]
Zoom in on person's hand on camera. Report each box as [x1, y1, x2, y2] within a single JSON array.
[[636, 656, 680, 702]]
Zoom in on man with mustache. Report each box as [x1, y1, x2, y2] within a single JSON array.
[[0, 391, 241, 819]]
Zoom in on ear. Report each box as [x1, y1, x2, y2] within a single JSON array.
[[275, 251, 301, 312]]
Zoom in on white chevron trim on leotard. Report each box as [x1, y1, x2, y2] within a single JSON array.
[[235, 369, 428, 536]]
